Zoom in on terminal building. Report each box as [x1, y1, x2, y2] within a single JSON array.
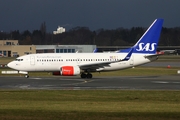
[[0, 40, 36, 57], [0, 40, 96, 57], [36, 45, 96, 53]]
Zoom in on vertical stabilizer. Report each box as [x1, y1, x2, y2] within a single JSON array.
[[120, 19, 163, 54], [133, 19, 164, 54]]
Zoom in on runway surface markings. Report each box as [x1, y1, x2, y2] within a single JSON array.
[[152, 81, 180, 84]]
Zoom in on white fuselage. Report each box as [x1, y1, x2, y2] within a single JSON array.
[[7, 53, 157, 72]]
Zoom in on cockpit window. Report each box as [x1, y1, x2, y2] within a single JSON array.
[[15, 59, 23, 61]]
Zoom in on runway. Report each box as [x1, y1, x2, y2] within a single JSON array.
[[143, 62, 180, 67], [0, 75, 180, 90]]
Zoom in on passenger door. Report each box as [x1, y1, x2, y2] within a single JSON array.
[[30, 55, 35, 65]]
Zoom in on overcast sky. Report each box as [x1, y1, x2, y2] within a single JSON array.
[[0, 0, 180, 32]]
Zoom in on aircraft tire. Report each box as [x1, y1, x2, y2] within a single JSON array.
[[81, 73, 87, 78], [25, 74, 29, 78], [87, 73, 92, 79]]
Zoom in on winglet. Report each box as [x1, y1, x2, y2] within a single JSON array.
[[121, 48, 133, 61]]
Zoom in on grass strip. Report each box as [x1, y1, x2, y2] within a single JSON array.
[[0, 90, 180, 120]]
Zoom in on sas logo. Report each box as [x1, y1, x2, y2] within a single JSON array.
[[136, 43, 157, 51]]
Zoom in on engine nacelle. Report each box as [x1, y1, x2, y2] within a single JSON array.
[[52, 66, 80, 76]]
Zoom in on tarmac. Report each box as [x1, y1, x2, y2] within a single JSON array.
[[0, 75, 180, 90]]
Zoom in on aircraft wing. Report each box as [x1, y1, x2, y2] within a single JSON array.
[[79, 48, 134, 70]]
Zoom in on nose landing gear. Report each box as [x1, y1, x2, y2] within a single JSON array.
[[19, 71, 29, 78], [25, 74, 29, 78]]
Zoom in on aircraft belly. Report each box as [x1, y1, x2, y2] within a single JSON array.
[[103, 62, 129, 71], [133, 56, 152, 66], [16, 64, 34, 71], [30, 63, 59, 71]]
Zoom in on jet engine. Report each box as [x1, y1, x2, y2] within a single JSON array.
[[52, 66, 80, 76]]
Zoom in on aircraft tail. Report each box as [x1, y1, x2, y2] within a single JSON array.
[[120, 19, 164, 54], [93, 48, 98, 53]]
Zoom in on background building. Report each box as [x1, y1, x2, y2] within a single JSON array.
[[0, 40, 96, 57], [36, 45, 96, 53], [0, 40, 36, 57], [53, 26, 65, 35]]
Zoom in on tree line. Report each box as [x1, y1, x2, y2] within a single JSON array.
[[0, 23, 180, 46]]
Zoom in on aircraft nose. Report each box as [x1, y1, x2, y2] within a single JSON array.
[[7, 62, 13, 69], [7, 62, 11, 68]]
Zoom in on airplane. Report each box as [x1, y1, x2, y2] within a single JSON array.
[[7, 19, 164, 78]]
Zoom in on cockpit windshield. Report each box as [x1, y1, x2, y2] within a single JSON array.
[[14, 59, 23, 61]]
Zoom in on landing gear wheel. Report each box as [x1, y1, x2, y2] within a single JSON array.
[[25, 74, 29, 78], [87, 73, 92, 79], [81, 73, 87, 78], [81, 73, 93, 79]]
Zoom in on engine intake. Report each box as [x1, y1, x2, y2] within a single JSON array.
[[52, 66, 80, 76]]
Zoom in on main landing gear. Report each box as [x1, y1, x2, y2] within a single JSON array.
[[81, 73, 92, 79]]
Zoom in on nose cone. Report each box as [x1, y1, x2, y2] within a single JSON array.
[[7, 62, 14, 69]]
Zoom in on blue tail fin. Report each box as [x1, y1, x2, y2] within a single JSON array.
[[120, 19, 163, 54], [133, 19, 163, 54], [93, 48, 98, 53]]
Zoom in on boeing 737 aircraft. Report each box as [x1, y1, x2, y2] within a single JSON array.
[[7, 19, 164, 78]]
